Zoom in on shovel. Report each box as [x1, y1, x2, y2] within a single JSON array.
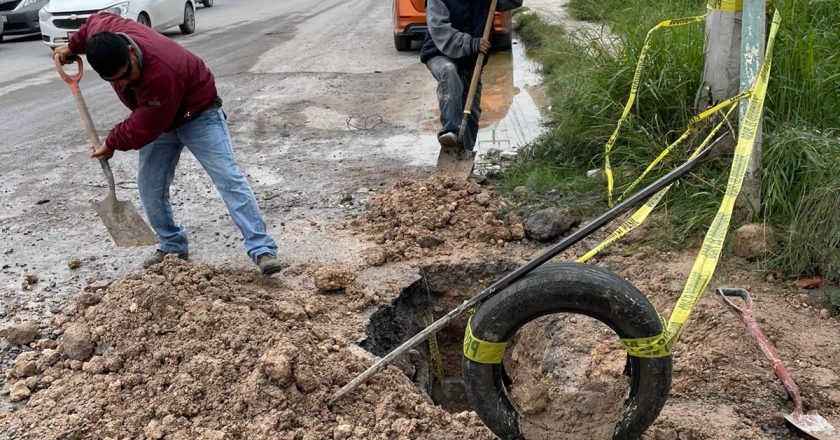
[[435, 0, 498, 179], [715, 288, 840, 440], [55, 57, 158, 247]]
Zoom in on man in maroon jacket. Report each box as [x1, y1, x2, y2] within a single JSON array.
[[54, 13, 283, 275]]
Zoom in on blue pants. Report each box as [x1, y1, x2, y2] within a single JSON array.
[[137, 107, 277, 263], [426, 55, 483, 151]]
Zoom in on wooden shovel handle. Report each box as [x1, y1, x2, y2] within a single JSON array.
[[457, 0, 499, 145]]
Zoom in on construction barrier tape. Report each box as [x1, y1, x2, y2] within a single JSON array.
[[707, 0, 743, 12], [661, 9, 781, 352], [603, 14, 707, 207], [424, 314, 445, 385], [616, 91, 751, 203], [463, 316, 508, 364]]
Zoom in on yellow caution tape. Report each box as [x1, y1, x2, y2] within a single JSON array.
[[603, 14, 707, 207], [424, 313, 445, 385], [707, 0, 743, 12], [463, 316, 508, 364], [616, 10, 782, 358], [616, 91, 750, 204], [578, 102, 738, 266]]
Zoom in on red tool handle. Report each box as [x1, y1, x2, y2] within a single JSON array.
[[715, 288, 804, 414], [55, 57, 84, 94]]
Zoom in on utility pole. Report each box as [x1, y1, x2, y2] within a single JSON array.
[[738, 0, 766, 219], [697, 0, 742, 111]]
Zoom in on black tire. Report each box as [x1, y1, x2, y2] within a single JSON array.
[[137, 13, 151, 28], [202, 0, 213, 6], [179, 3, 196, 34], [462, 263, 672, 440], [394, 34, 412, 51], [491, 32, 512, 50]]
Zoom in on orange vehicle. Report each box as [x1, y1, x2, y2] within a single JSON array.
[[393, 0, 513, 51]]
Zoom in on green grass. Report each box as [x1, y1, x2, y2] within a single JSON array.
[[509, 0, 840, 281]]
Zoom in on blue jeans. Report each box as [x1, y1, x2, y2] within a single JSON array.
[[137, 107, 277, 263], [426, 55, 483, 151]]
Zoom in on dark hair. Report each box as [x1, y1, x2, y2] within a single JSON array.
[[85, 32, 130, 78]]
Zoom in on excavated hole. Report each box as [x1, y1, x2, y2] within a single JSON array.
[[361, 258, 518, 412], [363, 261, 632, 438]]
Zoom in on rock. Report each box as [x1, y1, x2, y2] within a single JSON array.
[[23, 272, 39, 284], [417, 235, 444, 249], [340, 191, 353, 203], [9, 352, 38, 378], [67, 257, 82, 270], [524, 207, 576, 241], [362, 248, 388, 267], [513, 186, 529, 196], [475, 192, 492, 207], [586, 168, 607, 182], [260, 350, 294, 386], [820, 309, 832, 320], [313, 266, 355, 292], [76, 292, 102, 308], [38, 349, 61, 369], [82, 356, 108, 374], [731, 223, 775, 259], [334, 423, 353, 439], [59, 323, 94, 361], [69, 360, 83, 370], [9, 381, 31, 402], [466, 183, 482, 194], [0, 321, 39, 345]]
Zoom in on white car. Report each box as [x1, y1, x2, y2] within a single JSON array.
[[39, 0, 197, 48]]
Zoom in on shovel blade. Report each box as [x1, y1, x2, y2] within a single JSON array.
[[785, 412, 840, 440], [92, 197, 158, 247], [435, 144, 475, 180]]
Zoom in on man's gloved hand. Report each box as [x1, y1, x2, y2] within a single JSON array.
[[53, 45, 78, 65], [478, 38, 491, 55]]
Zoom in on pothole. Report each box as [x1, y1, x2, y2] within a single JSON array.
[[362, 261, 631, 439], [361, 258, 518, 412]]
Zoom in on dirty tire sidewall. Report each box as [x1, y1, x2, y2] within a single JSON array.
[[462, 263, 672, 440]]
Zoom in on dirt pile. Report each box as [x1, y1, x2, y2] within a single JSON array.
[[0, 258, 493, 440], [352, 177, 525, 263]]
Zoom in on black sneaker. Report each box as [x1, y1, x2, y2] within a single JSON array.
[[257, 253, 283, 275], [142, 250, 188, 269]]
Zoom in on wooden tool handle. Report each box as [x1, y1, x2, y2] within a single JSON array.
[[457, 0, 499, 145]]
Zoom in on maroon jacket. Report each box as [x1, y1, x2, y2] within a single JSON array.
[[69, 13, 217, 151]]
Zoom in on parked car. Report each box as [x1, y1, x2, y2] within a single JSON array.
[[0, 13, 5, 39], [0, 0, 49, 42], [39, 0, 196, 48], [198, 0, 212, 7], [392, 0, 512, 52]]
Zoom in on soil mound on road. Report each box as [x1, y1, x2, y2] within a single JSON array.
[[353, 177, 525, 263], [0, 258, 493, 440]]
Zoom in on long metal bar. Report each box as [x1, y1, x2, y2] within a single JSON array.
[[330, 138, 722, 404]]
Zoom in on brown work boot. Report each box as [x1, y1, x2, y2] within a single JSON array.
[[257, 253, 283, 275], [142, 250, 188, 269]]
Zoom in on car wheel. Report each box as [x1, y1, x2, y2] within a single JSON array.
[[202, 0, 213, 7], [179, 3, 195, 34], [137, 13, 151, 28], [394, 34, 412, 51]]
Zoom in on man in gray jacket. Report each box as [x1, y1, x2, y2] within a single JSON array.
[[420, 0, 523, 151]]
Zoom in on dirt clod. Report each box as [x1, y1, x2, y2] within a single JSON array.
[[0, 321, 39, 345], [58, 323, 94, 361], [313, 265, 356, 292], [731, 223, 775, 258], [67, 257, 82, 270]]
